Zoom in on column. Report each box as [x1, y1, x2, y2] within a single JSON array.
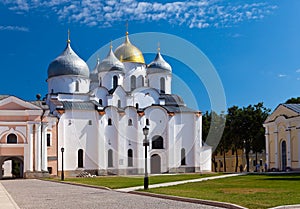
[[41, 123, 48, 172], [287, 129, 291, 167], [25, 124, 34, 172], [298, 128, 300, 168], [35, 124, 41, 171], [274, 131, 278, 169], [265, 132, 269, 168]]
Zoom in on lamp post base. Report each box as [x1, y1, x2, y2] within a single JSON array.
[[144, 176, 149, 190]]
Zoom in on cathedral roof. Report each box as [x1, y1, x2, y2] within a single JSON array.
[[282, 103, 300, 114], [147, 51, 172, 73], [159, 94, 185, 106], [98, 47, 125, 72], [114, 32, 145, 64], [47, 39, 89, 79], [90, 58, 100, 82]]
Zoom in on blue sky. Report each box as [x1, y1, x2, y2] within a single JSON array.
[[0, 0, 299, 113]]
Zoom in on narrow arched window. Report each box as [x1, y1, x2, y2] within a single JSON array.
[[181, 148, 186, 165], [78, 149, 84, 168], [160, 77, 165, 93], [113, 75, 118, 89], [146, 119, 150, 126], [108, 149, 113, 167], [99, 77, 102, 87], [135, 103, 139, 109], [128, 119, 133, 126], [152, 135, 164, 149], [128, 149, 133, 167], [131, 75, 136, 91], [75, 80, 80, 92], [141, 76, 144, 87], [108, 118, 112, 126], [118, 100, 121, 108], [99, 99, 103, 105], [7, 134, 17, 144]]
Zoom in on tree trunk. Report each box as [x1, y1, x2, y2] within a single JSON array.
[[235, 149, 239, 172], [223, 150, 226, 172], [246, 151, 250, 172]]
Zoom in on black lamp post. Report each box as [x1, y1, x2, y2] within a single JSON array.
[[143, 126, 149, 190], [61, 147, 64, 181]]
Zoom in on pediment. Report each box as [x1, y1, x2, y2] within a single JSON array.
[[265, 104, 299, 123], [0, 96, 42, 110]]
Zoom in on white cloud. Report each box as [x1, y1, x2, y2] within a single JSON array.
[[278, 74, 287, 78], [0, 25, 29, 32], [296, 69, 300, 73], [0, 0, 278, 29]]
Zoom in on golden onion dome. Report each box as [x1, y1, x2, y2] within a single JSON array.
[[114, 32, 145, 64]]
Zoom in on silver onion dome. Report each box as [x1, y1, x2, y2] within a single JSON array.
[[48, 42, 90, 79], [98, 47, 125, 72], [90, 58, 100, 82], [147, 52, 172, 73]]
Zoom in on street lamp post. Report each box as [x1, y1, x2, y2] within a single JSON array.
[[61, 147, 64, 181], [143, 126, 149, 190]]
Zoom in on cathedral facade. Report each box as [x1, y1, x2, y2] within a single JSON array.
[[0, 32, 211, 178]]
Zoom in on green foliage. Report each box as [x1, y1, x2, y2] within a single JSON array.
[[285, 97, 300, 104], [147, 174, 300, 209]]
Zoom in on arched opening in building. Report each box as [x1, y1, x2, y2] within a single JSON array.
[[152, 135, 164, 149], [108, 149, 113, 167], [99, 99, 103, 106], [78, 149, 84, 168], [7, 134, 17, 144], [131, 75, 136, 91], [160, 77, 165, 93], [151, 154, 161, 174], [75, 80, 80, 92], [181, 148, 186, 165], [113, 75, 118, 89], [0, 157, 24, 179], [128, 149, 133, 167], [281, 140, 287, 171]]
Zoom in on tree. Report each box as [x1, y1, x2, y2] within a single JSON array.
[[285, 97, 300, 104]]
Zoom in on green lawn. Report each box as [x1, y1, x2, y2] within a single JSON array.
[[146, 173, 300, 209], [63, 173, 219, 189]]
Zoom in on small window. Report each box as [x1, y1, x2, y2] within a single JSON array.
[[78, 149, 84, 168], [118, 100, 121, 108], [47, 167, 52, 174], [108, 118, 112, 126], [146, 119, 150, 126], [135, 103, 139, 109], [152, 135, 164, 149], [75, 80, 79, 92], [108, 149, 113, 167], [47, 133, 51, 147], [99, 99, 103, 105], [128, 149, 133, 167], [88, 120, 92, 125], [181, 148, 186, 165], [131, 75, 136, 91], [7, 134, 17, 144], [113, 75, 118, 89], [160, 77, 165, 93], [128, 119, 133, 126]]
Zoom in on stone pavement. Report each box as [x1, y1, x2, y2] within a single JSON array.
[[0, 182, 19, 209], [1, 179, 223, 209]]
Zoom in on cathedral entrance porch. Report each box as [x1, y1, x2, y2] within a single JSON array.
[[0, 156, 23, 179]]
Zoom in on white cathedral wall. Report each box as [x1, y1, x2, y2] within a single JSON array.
[[99, 71, 124, 90], [48, 76, 90, 94], [173, 113, 197, 168], [147, 73, 171, 94], [123, 63, 146, 92], [57, 110, 99, 172], [91, 87, 109, 106], [132, 88, 159, 109]]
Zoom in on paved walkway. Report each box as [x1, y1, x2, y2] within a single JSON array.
[[1, 179, 223, 209], [0, 182, 19, 209], [116, 173, 244, 192]]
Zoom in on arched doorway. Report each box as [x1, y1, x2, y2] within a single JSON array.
[[0, 156, 24, 179], [150, 154, 161, 174], [281, 141, 287, 171]]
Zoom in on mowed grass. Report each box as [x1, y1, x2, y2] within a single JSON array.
[[64, 173, 219, 189], [146, 173, 300, 209]]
